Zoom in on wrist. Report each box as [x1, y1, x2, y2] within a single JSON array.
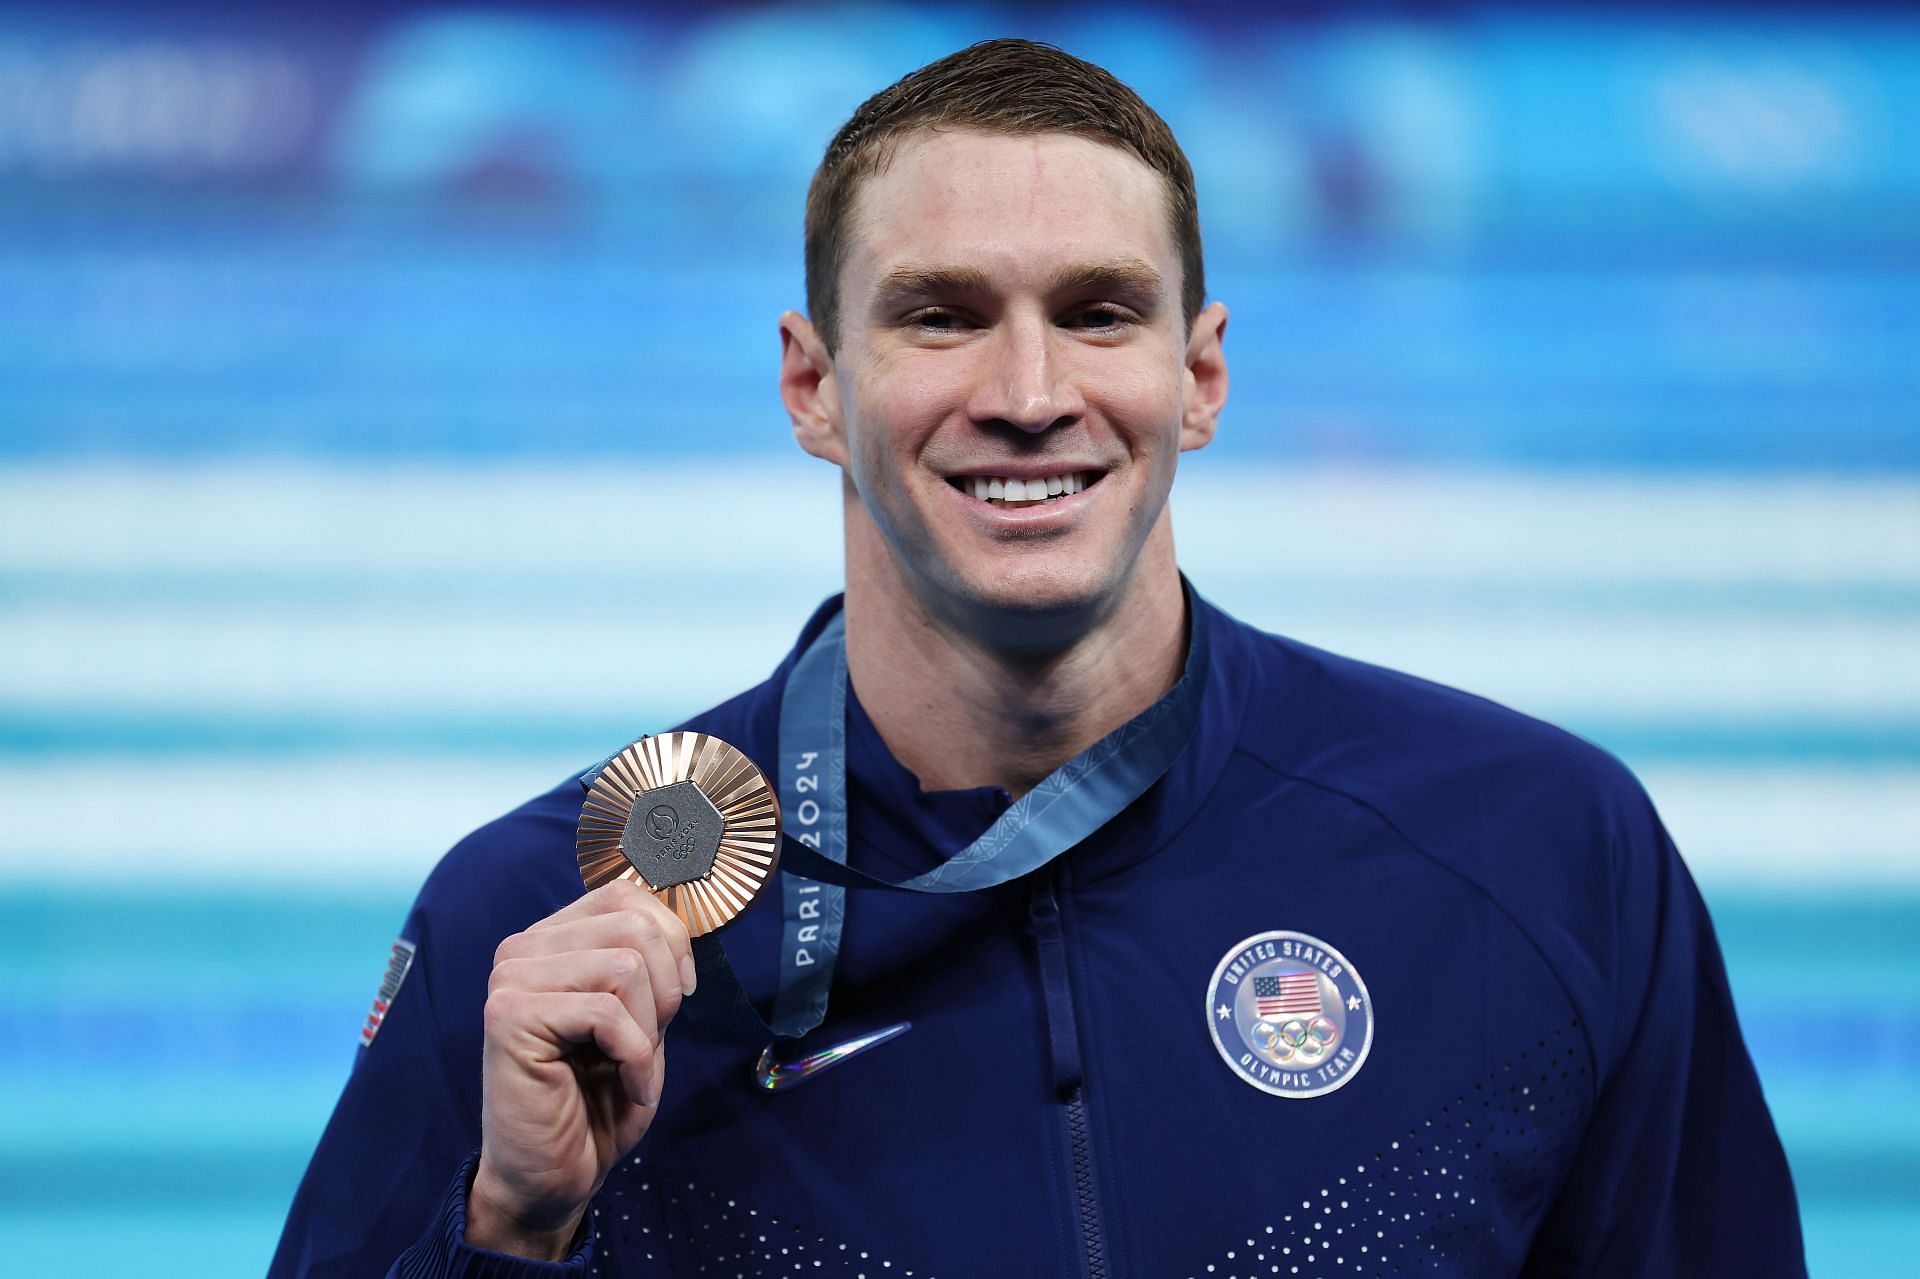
[[465, 1161, 587, 1262]]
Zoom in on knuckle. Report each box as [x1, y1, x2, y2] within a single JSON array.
[[482, 989, 519, 1034]]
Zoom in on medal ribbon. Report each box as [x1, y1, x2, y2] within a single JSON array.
[[670, 589, 1209, 1047]]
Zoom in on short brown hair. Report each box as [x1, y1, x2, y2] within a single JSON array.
[[804, 38, 1205, 352]]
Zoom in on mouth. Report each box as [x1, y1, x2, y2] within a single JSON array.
[[945, 470, 1102, 510]]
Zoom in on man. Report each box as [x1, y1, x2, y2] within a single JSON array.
[[274, 39, 1804, 1277]]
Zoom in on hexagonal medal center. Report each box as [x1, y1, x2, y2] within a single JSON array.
[[620, 780, 723, 889]]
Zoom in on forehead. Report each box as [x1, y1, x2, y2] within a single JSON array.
[[842, 129, 1177, 298]]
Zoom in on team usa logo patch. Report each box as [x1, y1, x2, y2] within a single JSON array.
[[1207, 930, 1374, 1098], [360, 938, 417, 1048]]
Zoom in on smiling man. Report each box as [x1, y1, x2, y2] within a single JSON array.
[[273, 39, 1804, 1278], [780, 119, 1221, 798]]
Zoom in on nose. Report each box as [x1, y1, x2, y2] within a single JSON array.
[[967, 313, 1085, 434]]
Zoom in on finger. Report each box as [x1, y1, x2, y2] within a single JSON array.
[[489, 988, 659, 1109], [533, 882, 694, 987], [644, 1038, 666, 1112], [490, 948, 664, 1043], [498, 913, 690, 1029], [536, 878, 674, 932]]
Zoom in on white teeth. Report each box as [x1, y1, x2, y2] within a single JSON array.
[[957, 471, 1094, 505]]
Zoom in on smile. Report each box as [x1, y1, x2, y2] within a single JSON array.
[[946, 470, 1099, 509]]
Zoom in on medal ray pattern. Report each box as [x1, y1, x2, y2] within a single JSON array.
[[577, 731, 782, 936]]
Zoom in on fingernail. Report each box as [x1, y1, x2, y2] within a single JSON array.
[[679, 953, 699, 997], [643, 1076, 662, 1109]]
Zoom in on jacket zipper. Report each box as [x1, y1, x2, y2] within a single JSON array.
[[1030, 873, 1111, 1279]]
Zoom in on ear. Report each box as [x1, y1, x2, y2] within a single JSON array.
[[1180, 300, 1229, 453], [779, 310, 847, 467]]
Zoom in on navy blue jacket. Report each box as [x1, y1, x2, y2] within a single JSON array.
[[272, 593, 1804, 1277]]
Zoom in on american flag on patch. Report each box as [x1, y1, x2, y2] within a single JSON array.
[[1254, 972, 1322, 1020]]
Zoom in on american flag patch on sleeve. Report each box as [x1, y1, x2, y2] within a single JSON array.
[[360, 938, 417, 1047]]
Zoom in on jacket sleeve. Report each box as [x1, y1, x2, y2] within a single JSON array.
[[268, 773, 709, 1277], [268, 897, 600, 1277], [266, 891, 492, 1275], [387, 1153, 596, 1278], [1522, 809, 1806, 1277]]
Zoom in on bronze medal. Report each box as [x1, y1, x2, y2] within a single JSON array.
[[576, 731, 781, 936]]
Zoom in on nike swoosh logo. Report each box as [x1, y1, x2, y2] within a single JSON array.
[[752, 1021, 912, 1092]]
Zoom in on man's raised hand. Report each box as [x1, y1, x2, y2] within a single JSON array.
[[466, 880, 698, 1260]]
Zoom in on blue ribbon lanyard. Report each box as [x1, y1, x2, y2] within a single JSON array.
[[687, 594, 1210, 1047]]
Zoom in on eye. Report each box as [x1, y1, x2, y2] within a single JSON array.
[[1064, 305, 1135, 332], [905, 308, 971, 333]]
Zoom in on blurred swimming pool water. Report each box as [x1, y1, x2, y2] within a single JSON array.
[[0, 888, 1912, 1276]]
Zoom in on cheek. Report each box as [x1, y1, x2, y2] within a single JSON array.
[[841, 373, 932, 522], [849, 356, 964, 470], [1082, 358, 1184, 448], [868, 349, 967, 416]]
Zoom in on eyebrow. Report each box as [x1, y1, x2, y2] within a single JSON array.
[[1049, 257, 1165, 303], [873, 257, 1167, 308], [874, 264, 994, 303]]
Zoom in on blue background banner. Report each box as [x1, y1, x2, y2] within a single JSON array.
[[1, 3, 1915, 467]]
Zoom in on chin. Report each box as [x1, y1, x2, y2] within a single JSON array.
[[948, 557, 1127, 632]]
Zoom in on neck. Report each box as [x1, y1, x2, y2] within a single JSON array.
[[842, 517, 1188, 797]]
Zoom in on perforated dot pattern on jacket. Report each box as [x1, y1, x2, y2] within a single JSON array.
[[594, 1155, 933, 1278], [1184, 1020, 1590, 1278]]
